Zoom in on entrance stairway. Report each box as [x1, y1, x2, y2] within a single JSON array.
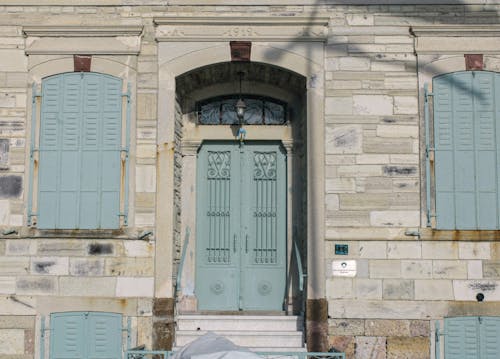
[[175, 315, 306, 352]]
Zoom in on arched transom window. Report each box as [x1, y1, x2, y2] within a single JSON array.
[[197, 95, 287, 125]]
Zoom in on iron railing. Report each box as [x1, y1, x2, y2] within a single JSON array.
[[257, 352, 345, 359], [125, 350, 345, 359], [293, 240, 306, 293], [175, 227, 191, 295]]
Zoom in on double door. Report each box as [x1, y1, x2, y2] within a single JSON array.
[[196, 141, 287, 311]]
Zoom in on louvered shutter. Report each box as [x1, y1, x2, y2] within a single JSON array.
[[50, 312, 122, 359], [50, 313, 86, 359], [444, 317, 480, 358], [38, 73, 122, 229], [434, 71, 500, 229], [99, 76, 122, 228], [480, 317, 500, 359], [87, 312, 122, 359], [38, 75, 63, 228]]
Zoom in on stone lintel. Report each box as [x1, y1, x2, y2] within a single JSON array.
[[23, 26, 143, 55], [412, 25, 500, 54], [411, 25, 500, 38], [154, 16, 329, 42], [329, 26, 411, 36], [23, 26, 144, 38]]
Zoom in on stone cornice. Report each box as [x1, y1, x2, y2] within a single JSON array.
[[154, 16, 330, 42], [411, 25, 500, 54], [23, 26, 143, 55], [330, 26, 411, 36], [3, 0, 500, 4], [180, 140, 202, 155], [23, 26, 144, 37], [411, 25, 500, 37]]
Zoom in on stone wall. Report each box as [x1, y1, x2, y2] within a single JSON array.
[[329, 319, 430, 359], [0, 238, 155, 349], [0, 2, 498, 358], [0, 316, 34, 359]]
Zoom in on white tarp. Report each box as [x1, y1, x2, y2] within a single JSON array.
[[173, 332, 262, 359]]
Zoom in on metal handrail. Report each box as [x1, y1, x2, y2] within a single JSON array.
[[126, 350, 173, 359], [175, 227, 190, 294], [294, 240, 306, 292]]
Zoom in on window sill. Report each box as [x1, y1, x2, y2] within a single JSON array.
[[9, 227, 135, 240], [420, 228, 500, 241]]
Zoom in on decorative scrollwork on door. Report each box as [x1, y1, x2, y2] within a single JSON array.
[[254, 152, 277, 180], [207, 151, 231, 179]]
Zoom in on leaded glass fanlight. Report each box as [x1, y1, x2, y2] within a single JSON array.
[[197, 96, 287, 125]]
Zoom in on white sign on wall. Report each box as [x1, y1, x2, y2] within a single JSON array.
[[332, 260, 357, 277]]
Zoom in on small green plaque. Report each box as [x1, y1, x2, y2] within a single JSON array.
[[335, 244, 348, 255]]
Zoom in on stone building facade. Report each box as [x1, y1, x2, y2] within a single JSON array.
[[0, 1, 500, 359]]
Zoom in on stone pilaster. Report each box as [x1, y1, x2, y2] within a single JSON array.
[[152, 298, 175, 350]]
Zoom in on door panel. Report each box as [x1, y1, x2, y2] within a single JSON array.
[[196, 142, 286, 311], [240, 144, 287, 310], [196, 144, 240, 310]]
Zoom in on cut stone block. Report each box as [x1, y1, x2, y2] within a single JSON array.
[[414, 279, 453, 300], [326, 125, 363, 154], [383, 279, 414, 300], [116, 277, 154, 297]]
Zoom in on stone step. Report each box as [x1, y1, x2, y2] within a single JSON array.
[[249, 347, 308, 353], [176, 315, 303, 332], [173, 347, 308, 353], [175, 330, 304, 348]]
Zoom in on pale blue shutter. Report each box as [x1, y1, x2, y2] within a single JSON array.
[[50, 313, 86, 359], [59, 74, 82, 228], [87, 312, 122, 359], [99, 76, 122, 228], [444, 317, 480, 358], [39, 75, 64, 228], [39, 73, 122, 229], [80, 74, 122, 229], [434, 71, 500, 229], [434, 74, 456, 229], [474, 72, 497, 229], [50, 312, 122, 359], [480, 317, 500, 359]]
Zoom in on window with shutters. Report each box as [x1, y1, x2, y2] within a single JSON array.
[[432, 71, 500, 229], [442, 316, 500, 359], [50, 312, 122, 359], [34, 72, 126, 229]]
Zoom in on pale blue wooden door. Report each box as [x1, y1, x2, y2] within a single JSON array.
[[240, 142, 287, 310], [434, 71, 500, 229], [50, 312, 122, 359], [38, 73, 122, 229], [196, 142, 287, 311], [196, 143, 241, 310]]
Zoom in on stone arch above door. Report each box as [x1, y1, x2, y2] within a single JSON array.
[[155, 18, 327, 302], [175, 61, 307, 312]]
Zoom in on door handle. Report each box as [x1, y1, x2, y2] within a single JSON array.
[[245, 235, 248, 253], [233, 235, 237, 253]]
